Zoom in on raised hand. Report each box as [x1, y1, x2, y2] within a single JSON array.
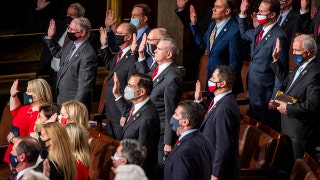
[[272, 38, 281, 62], [131, 33, 138, 53], [47, 19, 56, 39], [240, 0, 249, 15], [36, 0, 50, 10], [10, 79, 19, 97], [99, 27, 108, 46], [190, 5, 198, 25], [138, 33, 147, 57], [194, 80, 202, 101], [251, 12, 259, 28], [105, 10, 117, 30], [176, 0, 189, 11], [113, 73, 121, 98]]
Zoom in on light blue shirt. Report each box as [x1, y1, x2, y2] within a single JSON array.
[[70, 38, 88, 58], [215, 17, 231, 38], [137, 26, 148, 40], [278, 8, 292, 26], [179, 129, 197, 141]]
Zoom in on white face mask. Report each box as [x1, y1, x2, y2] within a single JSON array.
[[124, 86, 142, 100], [130, 18, 140, 29], [257, 14, 269, 25]]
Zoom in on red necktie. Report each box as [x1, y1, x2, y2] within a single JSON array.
[[114, 50, 123, 67], [256, 29, 264, 46], [127, 106, 135, 122], [174, 139, 180, 147], [152, 67, 159, 80], [318, 24, 320, 36], [206, 99, 215, 115]]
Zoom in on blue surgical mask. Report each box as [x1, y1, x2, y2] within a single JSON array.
[[124, 86, 141, 100], [9, 153, 19, 168], [293, 54, 303, 65], [23, 93, 33, 105], [130, 18, 140, 29], [170, 117, 180, 132]]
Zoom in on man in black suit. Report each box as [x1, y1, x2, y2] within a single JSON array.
[[45, 17, 98, 113], [271, 34, 320, 160], [150, 38, 183, 172], [164, 100, 211, 180], [195, 65, 241, 180], [36, 3, 85, 102], [112, 72, 160, 180], [99, 23, 138, 140], [8, 137, 41, 180]]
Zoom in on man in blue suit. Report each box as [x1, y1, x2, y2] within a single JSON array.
[[239, 0, 289, 130], [190, 0, 244, 96], [195, 65, 241, 180], [164, 100, 211, 180]]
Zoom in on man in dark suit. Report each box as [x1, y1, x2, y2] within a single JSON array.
[[44, 17, 98, 113], [277, 0, 303, 42], [112, 73, 160, 180], [150, 38, 183, 175], [195, 65, 241, 180], [36, 3, 85, 102], [8, 137, 41, 180], [104, 4, 152, 53], [136, 28, 170, 73], [99, 23, 138, 140], [189, 0, 244, 96], [271, 34, 320, 160], [164, 100, 211, 180], [239, 0, 289, 130]]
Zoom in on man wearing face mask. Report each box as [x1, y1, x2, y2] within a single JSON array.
[[194, 65, 241, 180], [164, 100, 211, 180], [44, 17, 98, 114], [99, 22, 138, 140], [238, 0, 289, 131], [271, 34, 320, 161], [112, 72, 160, 180], [8, 137, 41, 180], [36, 3, 85, 102], [104, 3, 151, 54], [136, 28, 170, 73]]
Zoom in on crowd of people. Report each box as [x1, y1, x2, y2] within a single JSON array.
[[3, 0, 320, 179]]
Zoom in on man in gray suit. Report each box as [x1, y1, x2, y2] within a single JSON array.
[[45, 17, 98, 113], [112, 72, 160, 180], [99, 23, 138, 140], [150, 38, 183, 175]]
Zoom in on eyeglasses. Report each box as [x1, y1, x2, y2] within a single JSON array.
[[115, 32, 129, 36], [67, 27, 81, 33], [147, 38, 160, 42], [113, 152, 123, 161]]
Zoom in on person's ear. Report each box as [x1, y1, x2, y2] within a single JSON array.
[[225, 8, 231, 16], [122, 158, 128, 165], [219, 80, 227, 88]]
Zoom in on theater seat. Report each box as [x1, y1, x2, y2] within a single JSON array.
[[290, 159, 318, 180]]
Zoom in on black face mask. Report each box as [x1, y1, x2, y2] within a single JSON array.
[[146, 43, 157, 57], [65, 16, 73, 25], [39, 138, 50, 159], [115, 35, 126, 46], [23, 93, 33, 105], [67, 32, 79, 41]]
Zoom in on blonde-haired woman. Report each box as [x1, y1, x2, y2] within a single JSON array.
[[34, 122, 77, 180], [60, 100, 90, 129], [66, 123, 90, 180], [4, 78, 52, 163]]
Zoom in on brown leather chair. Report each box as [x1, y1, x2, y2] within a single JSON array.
[[88, 128, 119, 180], [240, 116, 283, 179], [303, 153, 320, 179], [290, 159, 319, 180]]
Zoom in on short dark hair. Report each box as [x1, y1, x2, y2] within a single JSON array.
[[124, 22, 138, 35], [216, 65, 235, 89], [16, 137, 41, 163], [131, 73, 153, 95], [262, 0, 280, 18], [133, 4, 151, 21], [120, 139, 147, 166], [225, 0, 234, 14], [178, 100, 205, 129], [39, 104, 61, 120]]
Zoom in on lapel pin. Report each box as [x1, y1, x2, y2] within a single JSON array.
[[224, 28, 227, 31]]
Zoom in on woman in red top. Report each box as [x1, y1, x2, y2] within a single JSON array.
[[65, 123, 90, 180], [4, 78, 52, 163]]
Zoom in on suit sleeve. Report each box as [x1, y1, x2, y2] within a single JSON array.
[[229, 30, 243, 79], [164, 76, 182, 145], [100, 47, 114, 70], [190, 23, 209, 50], [115, 96, 132, 118], [75, 50, 98, 102], [176, 9, 191, 27], [43, 36, 63, 59], [107, 30, 120, 52], [238, 16, 255, 42], [168, 151, 197, 180]]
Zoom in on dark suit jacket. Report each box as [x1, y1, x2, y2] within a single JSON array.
[[312, 11, 320, 57], [200, 93, 241, 179], [44, 38, 98, 111], [190, 18, 244, 94], [101, 47, 137, 140], [150, 62, 183, 146], [115, 97, 160, 180], [270, 59, 320, 141], [164, 130, 212, 180], [280, 9, 303, 42], [34, 160, 65, 180], [238, 17, 289, 122]]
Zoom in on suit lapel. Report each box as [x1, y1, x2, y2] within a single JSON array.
[[153, 63, 174, 87], [212, 19, 231, 47], [206, 22, 216, 51], [108, 50, 131, 80], [253, 26, 272, 56]]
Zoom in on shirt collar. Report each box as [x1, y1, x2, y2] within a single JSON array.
[[153, 61, 173, 79], [213, 91, 232, 106], [300, 56, 316, 71], [120, 46, 132, 59], [261, 21, 277, 38], [179, 129, 197, 141], [17, 166, 35, 180], [133, 97, 150, 114]]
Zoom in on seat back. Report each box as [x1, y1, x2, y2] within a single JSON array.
[[304, 153, 320, 179], [290, 159, 319, 180], [88, 128, 119, 180], [197, 53, 208, 92]]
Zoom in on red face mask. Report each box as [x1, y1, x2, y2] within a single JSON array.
[[208, 80, 219, 93], [257, 14, 269, 25]]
